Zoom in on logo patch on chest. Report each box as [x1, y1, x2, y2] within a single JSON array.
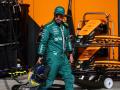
[[54, 37, 62, 41], [53, 27, 59, 35]]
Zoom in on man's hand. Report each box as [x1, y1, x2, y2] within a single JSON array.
[[69, 54, 74, 64], [37, 57, 43, 64]]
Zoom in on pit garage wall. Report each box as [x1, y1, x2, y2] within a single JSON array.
[[23, 0, 118, 60], [118, 0, 120, 61], [23, 0, 69, 26]]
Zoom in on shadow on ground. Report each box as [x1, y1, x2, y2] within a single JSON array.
[[48, 84, 81, 90]]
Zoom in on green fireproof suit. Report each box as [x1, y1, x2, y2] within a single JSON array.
[[38, 20, 74, 90]]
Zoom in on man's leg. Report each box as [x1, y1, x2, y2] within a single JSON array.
[[46, 54, 59, 88], [38, 62, 58, 90], [59, 55, 74, 90]]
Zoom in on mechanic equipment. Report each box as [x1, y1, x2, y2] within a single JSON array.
[[76, 20, 102, 46], [74, 35, 120, 89], [78, 47, 101, 69], [76, 12, 109, 46], [74, 12, 120, 89], [75, 12, 109, 69], [77, 35, 120, 69]]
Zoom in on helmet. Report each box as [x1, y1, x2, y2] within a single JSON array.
[[28, 64, 50, 86], [54, 6, 65, 15]]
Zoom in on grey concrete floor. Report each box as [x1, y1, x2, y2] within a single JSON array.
[[0, 75, 120, 90]]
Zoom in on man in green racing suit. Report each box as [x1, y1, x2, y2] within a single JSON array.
[[37, 6, 74, 90]]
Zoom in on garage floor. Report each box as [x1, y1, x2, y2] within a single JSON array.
[[0, 75, 120, 90]]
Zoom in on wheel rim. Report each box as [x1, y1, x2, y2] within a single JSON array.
[[104, 78, 113, 89]]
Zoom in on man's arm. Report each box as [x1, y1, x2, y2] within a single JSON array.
[[37, 27, 49, 63], [66, 29, 72, 52], [66, 30, 74, 63]]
